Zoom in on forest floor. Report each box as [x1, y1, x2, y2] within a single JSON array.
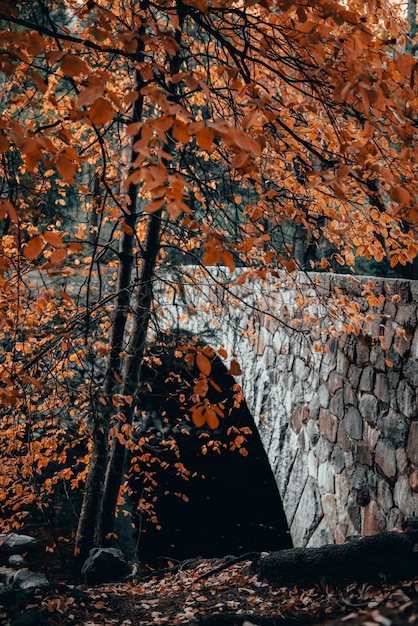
[[1, 554, 417, 626]]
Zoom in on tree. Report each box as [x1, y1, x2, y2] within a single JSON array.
[[0, 0, 417, 568]]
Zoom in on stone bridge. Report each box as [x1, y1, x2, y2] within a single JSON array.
[[156, 269, 418, 547]]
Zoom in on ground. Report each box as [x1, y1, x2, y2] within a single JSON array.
[[1, 555, 417, 626]]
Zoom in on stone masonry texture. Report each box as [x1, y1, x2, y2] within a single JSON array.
[[158, 270, 418, 547]]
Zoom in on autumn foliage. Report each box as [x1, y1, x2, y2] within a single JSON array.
[[0, 0, 417, 565]]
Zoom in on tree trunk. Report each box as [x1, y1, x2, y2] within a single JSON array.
[[74, 56, 145, 564], [97, 211, 162, 546]]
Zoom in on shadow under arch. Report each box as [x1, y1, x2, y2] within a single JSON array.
[[128, 331, 292, 565]]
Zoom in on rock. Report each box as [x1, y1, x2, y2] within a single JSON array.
[[329, 389, 344, 418], [81, 548, 132, 585], [374, 372, 390, 406], [407, 422, 418, 465], [397, 380, 417, 418], [359, 393, 378, 426], [342, 406, 363, 440], [8, 555, 26, 567], [359, 366, 374, 393], [375, 439, 397, 479], [290, 478, 322, 548], [404, 358, 418, 388], [379, 409, 409, 447], [0, 534, 38, 554], [362, 500, 386, 536], [11, 569, 49, 591]]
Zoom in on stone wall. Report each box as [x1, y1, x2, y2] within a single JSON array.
[[158, 270, 418, 547]]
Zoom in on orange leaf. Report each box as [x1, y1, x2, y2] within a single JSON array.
[[191, 405, 206, 428], [24, 237, 43, 260], [42, 231, 64, 248], [227, 360, 242, 376], [206, 409, 219, 430], [88, 98, 114, 126], [60, 55, 89, 77], [56, 155, 77, 183], [172, 119, 190, 144], [195, 126, 214, 151], [49, 248, 67, 264]]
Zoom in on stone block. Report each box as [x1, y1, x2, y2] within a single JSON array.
[[370, 344, 386, 371], [409, 470, 418, 493], [355, 335, 371, 367], [359, 393, 379, 426], [319, 409, 338, 442], [318, 462, 335, 494], [307, 517, 334, 547], [331, 446, 346, 474], [343, 382, 357, 407], [351, 466, 370, 506], [291, 405, 309, 432], [343, 406, 363, 440], [394, 475, 416, 516], [375, 438, 397, 479], [354, 442, 373, 466], [283, 452, 309, 525], [293, 357, 310, 381], [330, 388, 344, 419], [359, 366, 375, 393], [387, 507, 404, 531], [404, 358, 418, 388], [348, 364, 362, 390], [308, 450, 318, 478], [314, 436, 333, 462], [322, 493, 337, 529], [318, 384, 331, 409], [347, 501, 362, 532], [374, 372, 390, 404], [407, 421, 418, 465], [379, 409, 409, 447], [337, 350, 350, 376], [377, 476, 394, 510], [291, 477, 322, 547], [397, 379, 417, 418], [393, 332, 411, 358], [306, 419, 320, 444], [328, 372, 344, 393], [337, 422, 352, 452], [362, 500, 386, 536]]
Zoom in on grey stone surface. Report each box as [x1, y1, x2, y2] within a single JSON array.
[[330, 389, 344, 419], [397, 380, 417, 418], [343, 407, 363, 440], [291, 478, 322, 548], [359, 366, 375, 393], [375, 439, 397, 479], [380, 409, 409, 447], [359, 393, 379, 426], [0, 534, 38, 554], [170, 271, 418, 548], [81, 548, 132, 585]]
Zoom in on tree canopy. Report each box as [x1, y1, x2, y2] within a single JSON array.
[[0, 0, 417, 567]]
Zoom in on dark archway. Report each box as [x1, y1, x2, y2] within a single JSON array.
[[127, 333, 292, 564]]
